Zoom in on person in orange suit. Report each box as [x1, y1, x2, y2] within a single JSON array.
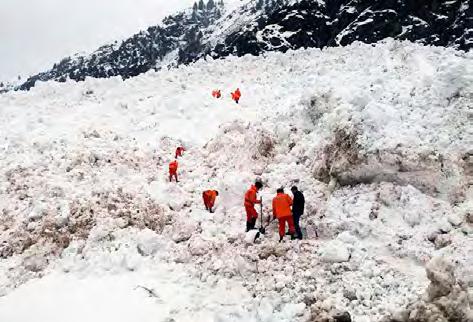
[[202, 190, 219, 213], [231, 88, 241, 104], [212, 90, 221, 98], [272, 188, 295, 242], [175, 146, 185, 159], [169, 160, 179, 182], [244, 180, 263, 231]]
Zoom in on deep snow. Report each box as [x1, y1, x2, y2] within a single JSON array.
[[0, 40, 472, 321]]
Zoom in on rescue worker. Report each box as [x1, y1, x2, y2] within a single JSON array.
[[212, 89, 221, 98], [272, 188, 295, 242], [231, 88, 241, 104], [202, 190, 219, 213], [169, 160, 179, 182], [244, 181, 263, 232], [175, 146, 185, 159], [291, 186, 305, 240]]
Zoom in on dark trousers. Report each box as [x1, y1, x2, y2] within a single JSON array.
[[293, 213, 303, 239], [246, 217, 257, 232]]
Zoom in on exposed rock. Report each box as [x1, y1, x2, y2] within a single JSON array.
[[343, 289, 357, 301], [333, 312, 351, 322]]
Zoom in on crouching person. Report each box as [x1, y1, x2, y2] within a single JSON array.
[[202, 190, 219, 213], [272, 188, 295, 242]]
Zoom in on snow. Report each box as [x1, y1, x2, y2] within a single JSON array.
[[319, 239, 351, 263], [0, 264, 257, 322], [0, 40, 472, 321]]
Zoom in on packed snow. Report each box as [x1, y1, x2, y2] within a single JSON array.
[[0, 40, 472, 321]]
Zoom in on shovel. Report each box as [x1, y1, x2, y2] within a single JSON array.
[[258, 198, 266, 234]]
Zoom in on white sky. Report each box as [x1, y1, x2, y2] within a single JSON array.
[[0, 0, 201, 81]]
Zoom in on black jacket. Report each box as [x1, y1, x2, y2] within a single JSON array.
[[292, 190, 305, 216]]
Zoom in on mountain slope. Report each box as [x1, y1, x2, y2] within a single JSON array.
[[19, 0, 472, 90], [1, 41, 472, 321], [204, 0, 472, 59]]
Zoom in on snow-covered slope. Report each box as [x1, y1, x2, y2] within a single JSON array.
[[19, 0, 472, 90], [1, 41, 472, 321]]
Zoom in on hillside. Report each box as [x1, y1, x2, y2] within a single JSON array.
[[1, 41, 472, 321], [19, 0, 472, 90]]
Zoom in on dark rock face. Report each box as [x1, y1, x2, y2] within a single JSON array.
[[19, 0, 472, 90], [333, 311, 352, 322], [204, 0, 472, 60]]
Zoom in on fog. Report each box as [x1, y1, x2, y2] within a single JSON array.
[[0, 0, 197, 81]]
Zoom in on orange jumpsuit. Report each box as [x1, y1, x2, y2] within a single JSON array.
[[231, 88, 241, 103], [212, 90, 221, 98], [202, 190, 218, 212], [272, 193, 295, 238], [244, 185, 261, 231], [175, 147, 185, 158], [169, 160, 178, 182]]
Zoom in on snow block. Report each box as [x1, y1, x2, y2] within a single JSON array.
[[319, 240, 350, 263], [244, 230, 260, 244]]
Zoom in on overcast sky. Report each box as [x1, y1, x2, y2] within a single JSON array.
[[0, 0, 199, 81]]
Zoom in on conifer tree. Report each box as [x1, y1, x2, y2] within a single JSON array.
[[207, 0, 215, 10], [198, 0, 205, 11]]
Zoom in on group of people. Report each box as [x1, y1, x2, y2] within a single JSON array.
[[244, 181, 305, 241], [169, 146, 306, 241], [212, 88, 241, 104], [167, 86, 308, 241], [168, 146, 220, 214], [203, 181, 305, 241]]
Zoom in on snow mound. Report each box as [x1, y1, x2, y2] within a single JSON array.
[[382, 257, 473, 322], [319, 239, 351, 263]]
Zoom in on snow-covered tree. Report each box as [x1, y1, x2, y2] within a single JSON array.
[[256, 0, 264, 10], [207, 0, 215, 10], [198, 0, 205, 11]]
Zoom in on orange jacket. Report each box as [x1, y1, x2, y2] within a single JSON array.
[[203, 190, 218, 207], [272, 193, 293, 218], [169, 160, 178, 172], [244, 185, 261, 208], [232, 89, 241, 101], [212, 90, 221, 98]]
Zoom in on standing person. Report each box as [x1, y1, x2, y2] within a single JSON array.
[[231, 88, 241, 104], [175, 146, 185, 158], [169, 160, 179, 182], [272, 188, 295, 242], [202, 190, 219, 213], [291, 186, 305, 240], [244, 181, 263, 232]]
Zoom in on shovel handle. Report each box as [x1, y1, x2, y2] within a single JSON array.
[[260, 197, 263, 226]]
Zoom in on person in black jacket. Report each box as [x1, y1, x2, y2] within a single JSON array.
[[291, 186, 305, 240]]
